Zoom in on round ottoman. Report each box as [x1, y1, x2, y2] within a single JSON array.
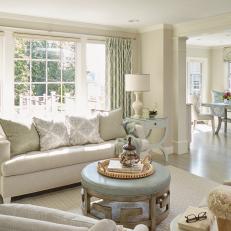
[[81, 161, 171, 230]]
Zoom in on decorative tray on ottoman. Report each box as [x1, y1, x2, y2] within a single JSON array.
[[97, 156, 154, 179]]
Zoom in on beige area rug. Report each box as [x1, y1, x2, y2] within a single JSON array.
[[15, 166, 219, 231]]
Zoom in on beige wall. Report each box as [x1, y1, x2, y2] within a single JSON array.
[[210, 47, 226, 92], [140, 29, 164, 115], [140, 27, 174, 150]]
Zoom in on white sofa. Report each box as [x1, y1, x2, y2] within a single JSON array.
[[0, 138, 116, 203], [0, 203, 148, 231], [0, 111, 149, 203]]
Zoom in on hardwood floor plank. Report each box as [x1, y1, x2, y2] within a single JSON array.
[[153, 124, 231, 184]]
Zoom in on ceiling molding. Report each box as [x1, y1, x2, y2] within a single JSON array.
[[138, 24, 173, 33], [186, 44, 212, 49], [174, 12, 231, 37], [0, 12, 139, 38]]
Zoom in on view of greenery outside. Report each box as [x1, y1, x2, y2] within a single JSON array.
[[14, 38, 76, 112]]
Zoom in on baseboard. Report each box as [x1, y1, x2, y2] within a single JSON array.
[[173, 140, 189, 154], [163, 146, 174, 155], [149, 146, 174, 155]]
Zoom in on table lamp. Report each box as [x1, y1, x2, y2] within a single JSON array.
[[125, 74, 150, 118]]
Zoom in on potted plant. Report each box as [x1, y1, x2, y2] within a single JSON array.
[[223, 91, 231, 104]]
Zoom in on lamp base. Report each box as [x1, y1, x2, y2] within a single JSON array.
[[132, 92, 143, 118]]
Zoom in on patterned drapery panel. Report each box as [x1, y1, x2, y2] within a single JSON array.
[[224, 47, 231, 62], [106, 37, 132, 118]]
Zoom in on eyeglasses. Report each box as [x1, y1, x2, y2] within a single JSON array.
[[185, 212, 207, 223]]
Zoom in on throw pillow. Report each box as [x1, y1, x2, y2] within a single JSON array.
[[66, 115, 103, 145], [99, 108, 126, 141], [211, 90, 224, 103], [33, 117, 70, 151], [0, 118, 40, 156]]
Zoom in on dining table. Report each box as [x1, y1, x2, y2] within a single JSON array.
[[202, 102, 231, 134]]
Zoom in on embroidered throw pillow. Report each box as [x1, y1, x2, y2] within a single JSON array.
[[33, 117, 70, 151], [66, 115, 103, 145]]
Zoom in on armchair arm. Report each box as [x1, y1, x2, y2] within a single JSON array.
[[0, 140, 10, 167]]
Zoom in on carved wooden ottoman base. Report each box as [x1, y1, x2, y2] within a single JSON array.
[[81, 187, 170, 231]]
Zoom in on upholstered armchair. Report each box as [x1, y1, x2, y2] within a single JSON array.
[[0, 204, 148, 231], [191, 95, 215, 132]]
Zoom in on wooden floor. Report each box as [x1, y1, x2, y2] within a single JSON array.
[[154, 124, 231, 184]]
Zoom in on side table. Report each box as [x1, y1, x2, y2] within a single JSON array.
[[127, 117, 168, 161]]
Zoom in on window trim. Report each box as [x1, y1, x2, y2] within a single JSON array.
[[186, 57, 208, 104], [0, 30, 108, 115]]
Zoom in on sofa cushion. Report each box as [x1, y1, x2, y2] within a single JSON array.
[[0, 204, 96, 228], [0, 214, 88, 231], [66, 115, 103, 145], [0, 118, 40, 157], [1, 141, 115, 177], [33, 117, 70, 151], [99, 108, 126, 141]]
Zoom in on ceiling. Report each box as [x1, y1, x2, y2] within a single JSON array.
[[187, 31, 231, 47], [0, 0, 231, 29]]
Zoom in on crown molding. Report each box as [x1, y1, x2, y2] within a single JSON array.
[[186, 44, 212, 49], [0, 12, 139, 38], [138, 24, 173, 33], [174, 12, 231, 37]]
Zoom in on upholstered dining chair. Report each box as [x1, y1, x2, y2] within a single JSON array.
[[191, 95, 215, 133]]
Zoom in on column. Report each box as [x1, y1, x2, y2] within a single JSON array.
[[172, 36, 189, 154]]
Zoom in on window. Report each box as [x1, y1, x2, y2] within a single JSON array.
[[13, 36, 107, 115], [187, 60, 202, 96], [228, 62, 231, 89], [86, 43, 106, 111], [14, 38, 76, 114]]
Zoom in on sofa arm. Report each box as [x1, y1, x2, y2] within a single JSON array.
[[0, 140, 10, 166]]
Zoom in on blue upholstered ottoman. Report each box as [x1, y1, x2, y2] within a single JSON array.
[[81, 161, 170, 231]]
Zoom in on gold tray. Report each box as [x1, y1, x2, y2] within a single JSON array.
[[97, 156, 154, 179]]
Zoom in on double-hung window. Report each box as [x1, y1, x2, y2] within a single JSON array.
[[14, 37, 76, 114], [13, 35, 106, 115], [187, 61, 202, 96]]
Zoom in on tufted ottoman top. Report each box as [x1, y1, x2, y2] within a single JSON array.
[[81, 161, 171, 197]]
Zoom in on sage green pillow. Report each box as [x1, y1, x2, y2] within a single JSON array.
[[99, 108, 126, 141], [0, 119, 40, 157]]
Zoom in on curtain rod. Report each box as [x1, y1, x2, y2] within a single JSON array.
[[13, 31, 136, 42]]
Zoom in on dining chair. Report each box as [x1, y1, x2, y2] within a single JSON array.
[[211, 90, 231, 133], [191, 95, 215, 133]]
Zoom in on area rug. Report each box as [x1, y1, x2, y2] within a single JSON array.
[[15, 166, 219, 231]]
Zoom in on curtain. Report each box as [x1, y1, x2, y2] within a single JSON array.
[[106, 37, 132, 117], [224, 47, 231, 62]]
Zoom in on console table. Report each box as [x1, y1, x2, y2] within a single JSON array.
[[127, 117, 168, 161]]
